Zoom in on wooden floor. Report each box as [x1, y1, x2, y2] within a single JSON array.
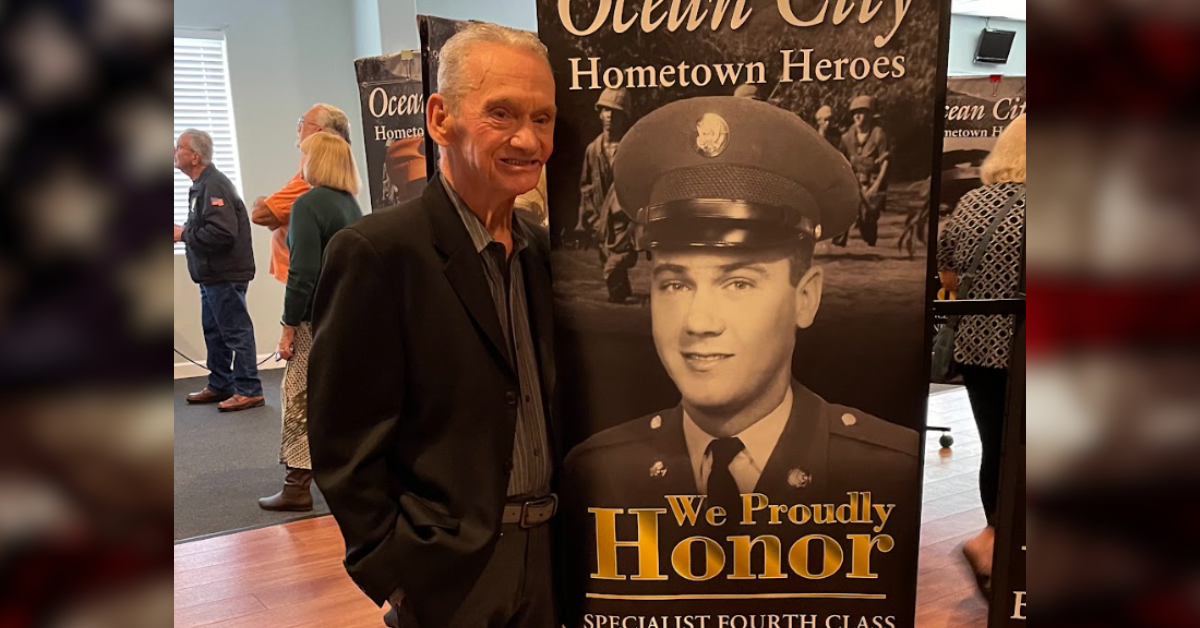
[[174, 389, 989, 628], [914, 389, 990, 628]]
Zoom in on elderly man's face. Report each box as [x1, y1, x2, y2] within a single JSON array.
[[444, 44, 555, 201], [297, 107, 325, 148], [650, 248, 823, 421], [174, 134, 198, 172]]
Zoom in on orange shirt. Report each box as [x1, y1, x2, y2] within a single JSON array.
[[264, 172, 312, 283]]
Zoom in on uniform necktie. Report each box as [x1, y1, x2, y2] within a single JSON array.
[[706, 437, 745, 511]]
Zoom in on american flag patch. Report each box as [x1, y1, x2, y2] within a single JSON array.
[[210, 197, 225, 207]]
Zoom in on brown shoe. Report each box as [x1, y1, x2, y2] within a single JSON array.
[[258, 467, 314, 511], [186, 387, 232, 404], [217, 394, 265, 412]]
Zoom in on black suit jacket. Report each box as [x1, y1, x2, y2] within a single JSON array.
[[307, 177, 558, 628]]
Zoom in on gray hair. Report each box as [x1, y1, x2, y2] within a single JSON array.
[[181, 128, 213, 165], [437, 23, 550, 111], [311, 103, 351, 143]]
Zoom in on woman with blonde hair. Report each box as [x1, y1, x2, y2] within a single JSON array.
[[259, 132, 363, 511], [936, 113, 1026, 591]]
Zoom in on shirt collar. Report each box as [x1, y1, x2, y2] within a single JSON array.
[[440, 171, 528, 256], [189, 165, 212, 192], [682, 386, 794, 473]]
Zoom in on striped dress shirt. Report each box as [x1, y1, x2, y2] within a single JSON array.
[[442, 173, 552, 497]]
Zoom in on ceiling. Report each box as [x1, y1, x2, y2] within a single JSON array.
[[951, 0, 1026, 21]]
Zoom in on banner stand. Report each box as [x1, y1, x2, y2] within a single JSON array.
[[933, 268, 1026, 627], [990, 315, 1026, 627]]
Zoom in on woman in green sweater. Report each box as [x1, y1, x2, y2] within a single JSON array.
[[259, 132, 363, 511]]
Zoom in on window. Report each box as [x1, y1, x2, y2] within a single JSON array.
[[173, 30, 243, 253]]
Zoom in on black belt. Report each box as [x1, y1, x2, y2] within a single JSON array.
[[501, 494, 557, 529]]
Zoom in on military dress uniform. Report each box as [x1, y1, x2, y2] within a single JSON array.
[[560, 96, 921, 626]]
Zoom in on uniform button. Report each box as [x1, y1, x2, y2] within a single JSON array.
[[506, 391, 519, 406]]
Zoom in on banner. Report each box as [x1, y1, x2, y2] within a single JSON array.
[[940, 76, 1026, 216], [353, 51, 427, 209], [537, 2, 950, 627], [990, 319, 1026, 628], [417, 15, 549, 225]]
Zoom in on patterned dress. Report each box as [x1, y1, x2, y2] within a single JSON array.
[[937, 182, 1027, 369], [280, 322, 313, 469]]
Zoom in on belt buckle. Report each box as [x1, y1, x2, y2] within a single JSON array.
[[520, 494, 557, 529]]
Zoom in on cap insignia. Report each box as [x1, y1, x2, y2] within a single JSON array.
[[695, 113, 730, 158]]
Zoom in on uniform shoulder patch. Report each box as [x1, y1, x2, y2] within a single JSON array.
[[826, 404, 919, 457]]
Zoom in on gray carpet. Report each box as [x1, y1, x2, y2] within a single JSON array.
[[174, 370, 329, 541]]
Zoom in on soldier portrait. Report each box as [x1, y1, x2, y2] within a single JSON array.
[[560, 96, 921, 619], [535, 0, 946, 621]]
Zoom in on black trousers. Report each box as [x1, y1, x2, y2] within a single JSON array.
[[386, 524, 556, 628], [958, 363, 1010, 525]]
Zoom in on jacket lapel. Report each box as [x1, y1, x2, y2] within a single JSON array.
[[426, 177, 513, 370]]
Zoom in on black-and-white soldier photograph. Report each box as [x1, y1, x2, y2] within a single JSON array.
[[567, 96, 920, 504], [537, 0, 948, 625], [561, 95, 922, 620]]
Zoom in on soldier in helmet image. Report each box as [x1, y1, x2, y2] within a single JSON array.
[[575, 87, 639, 302], [834, 95, 891, 247], [815, 104, 841, 147], [561, 96, 920, 619]]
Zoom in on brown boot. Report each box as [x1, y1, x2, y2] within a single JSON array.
[[257, 467, 314, 512], [186, 387, 232, 404], [218, 394, 265, 412]]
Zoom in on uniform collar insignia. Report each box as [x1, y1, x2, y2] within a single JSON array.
[[649, 460, 668, 478], [787, 467, 812, 488]]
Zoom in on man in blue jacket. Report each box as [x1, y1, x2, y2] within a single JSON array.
[[174, 128, 264, 412]]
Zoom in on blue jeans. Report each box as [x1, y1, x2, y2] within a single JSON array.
[[200, 282, 263, 397]]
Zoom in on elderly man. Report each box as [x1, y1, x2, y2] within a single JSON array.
[[308, 24, 559, 628], [250, 103, 351, 284], [173, 129, 263, 412]]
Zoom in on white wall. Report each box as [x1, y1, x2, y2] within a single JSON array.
[[354, 0, 385, 58], [379, 0, 421, 54], [356, 0, 421, 57], [413, 0, 536, 29], [174, 0, 370, 376]]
